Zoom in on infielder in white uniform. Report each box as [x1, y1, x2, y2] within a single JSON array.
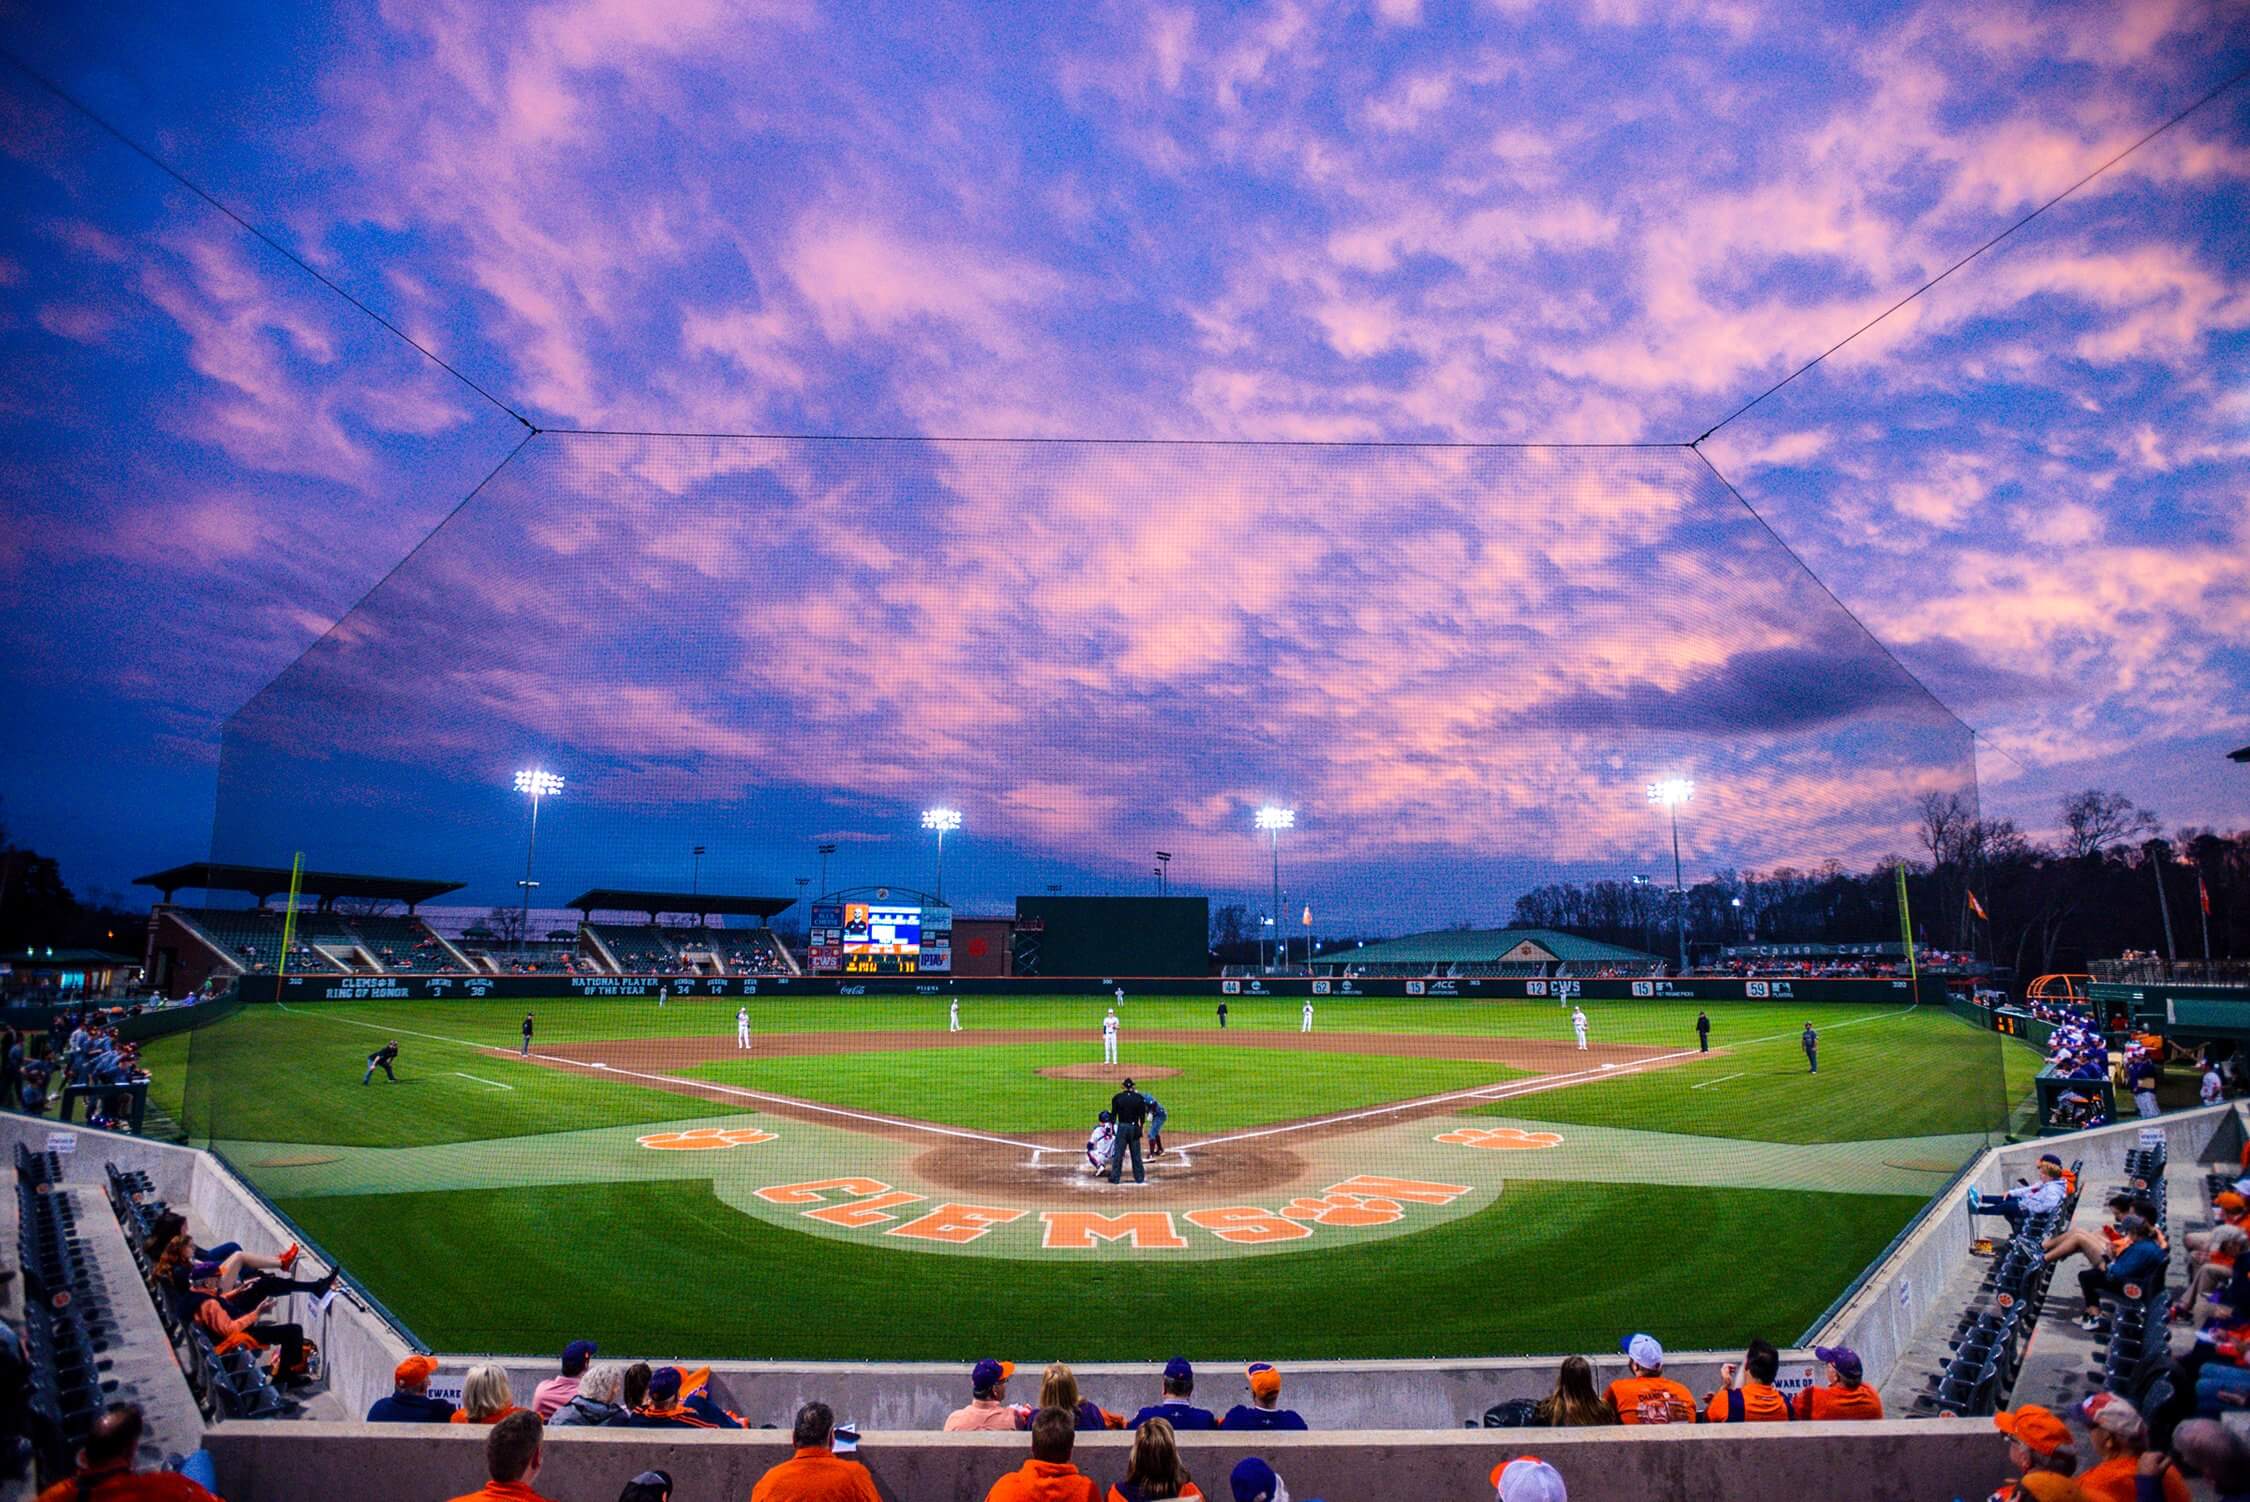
[[1301, 1000, 1315, 1033], [1571, 1006, 1589, 1050], [948, 999, 962, 1033], [1102, 1007, 1120, 1064], [736, 1006, 751, 1050]]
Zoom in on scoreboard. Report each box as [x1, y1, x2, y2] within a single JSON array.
[[809, 896, 952, 974]]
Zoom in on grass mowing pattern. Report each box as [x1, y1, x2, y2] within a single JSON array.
[[1477, 1008, 2011, 1143], [682, 1043, 1527, 1133], [275, 1175, 1926, 1362]]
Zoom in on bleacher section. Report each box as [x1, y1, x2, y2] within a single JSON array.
[[161, 908, 468, 978], [583, 923, 795, 976]]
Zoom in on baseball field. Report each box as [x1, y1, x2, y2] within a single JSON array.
[[136, 994, 2037, 1361]]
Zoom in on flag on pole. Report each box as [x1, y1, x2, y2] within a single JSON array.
[[1967, 890, 1989, 921], [2203, 873, 2214, 917], [1301, 904, 1312, 926]]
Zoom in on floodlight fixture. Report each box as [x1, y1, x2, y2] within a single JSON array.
[[514, 768, 564, 797], [1255, 806, 1296, 831], [921, 807, 962, 898], [509, 768, 563, 951], [1646, 778, 1692, 808], [1645, 779, 1694, 972]]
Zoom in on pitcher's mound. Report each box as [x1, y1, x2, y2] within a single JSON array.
[[1036, 1064, 1182, 1081]]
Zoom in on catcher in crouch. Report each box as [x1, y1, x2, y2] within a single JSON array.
[[1083, 1110, 1118, 1174]]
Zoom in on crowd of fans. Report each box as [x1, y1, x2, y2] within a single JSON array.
[[0, 1006, 152, 1122]]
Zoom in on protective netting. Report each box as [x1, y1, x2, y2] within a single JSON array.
[[170, 435, 2011, 1365]]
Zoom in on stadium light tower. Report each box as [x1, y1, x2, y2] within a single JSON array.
[[816, 841, 838, 897], [1646, 779, 1693, 973], [512, 768, 564, 952], [1155, 850, 1172, 895], [922, 807, 962, 899], [1256, 806, 1294, 974], [692, 844, 707, 895]]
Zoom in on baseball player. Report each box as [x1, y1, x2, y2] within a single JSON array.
[[1571, 1007, 1588, 1051], [656, 984, 668, 1008], [1102, 1007, 1120, 1065], [1137, 1086, 1168, 1156], [736, 1006, 752, 1050], [1114, 985, 1126, 1009], [1802, 1023, 1818, 1073], [1300, 999, 1314, 1034], [521, 1012, 535, 1057], [949, 999, 962, 1033], [362, 1040, 399, 1084], [1084, 1110, 1118, 1174]]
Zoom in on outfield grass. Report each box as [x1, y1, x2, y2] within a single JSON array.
[[275, 1175, 1926, 1362], [681, 1043, 1527, 1134], [1479, 1009, 2011, 1144]]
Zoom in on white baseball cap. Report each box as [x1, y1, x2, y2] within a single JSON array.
[[1620, 1333, 1664, 1369], [1493, 1458, 1568, 1502]]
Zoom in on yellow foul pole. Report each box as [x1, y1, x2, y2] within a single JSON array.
[[275, 852, 305, 991], [1895, 861, 1919, 984]]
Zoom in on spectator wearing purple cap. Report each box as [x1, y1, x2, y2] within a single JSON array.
[[533, 1339, 598, 1420], [1228, 1457, 1323, 1502], [948, 1359, 1025, 1431], [1130, 1357, 1219, 1431], [1793, 1347, 1883, 1419], [628, 1366, 745, 1429], [1492, 1457, 1567, 1502]]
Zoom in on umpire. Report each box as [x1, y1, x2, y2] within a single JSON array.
[[1108, 1077, 1148, 1184]]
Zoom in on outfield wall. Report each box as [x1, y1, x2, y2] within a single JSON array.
[[205, 1417, 2008, 1502], [251, 971, 1933, 1005]]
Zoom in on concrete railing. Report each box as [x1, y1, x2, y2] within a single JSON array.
[[208, 1418, 2008, 1502]]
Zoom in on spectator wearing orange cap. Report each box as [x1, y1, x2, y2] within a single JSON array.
[[1987, 1405, 2082, 1501], [2076, 1393, 2187, 1502], [1603, 1334, 1697, 1425], [1221, 1365, 1306, 1430], [750, 1402, 880, 1502], [368, 1354, 455, 1423], [1792, 1347, 1883, 1420], [948, 1360, 1024, 1431], [443, 1411, 555, 1502]]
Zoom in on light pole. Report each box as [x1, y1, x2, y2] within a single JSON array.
[[816, 842, 837, 897], [512, 768, 564, 952], [922, 808, 962, 900], [1730, 895, 1743, 944], [692, 844, 707, 895], [1155, 850, 1172, 895], [1647, 780, 1692, 973], [795, 875, 810, 915], [1633, 874, 1653, 956], [1256, 806, 1294, 974]]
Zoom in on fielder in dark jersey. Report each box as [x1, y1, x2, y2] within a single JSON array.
[[363, 1041, 399, 1084], [1108, 1079, 1148, 1184]]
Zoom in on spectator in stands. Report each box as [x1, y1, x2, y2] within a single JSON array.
[[2178, 1224, 2249, 1318], [629, 1366, 744, 1429], [2045, 1193, 2141, 1271], [1793, 1346, 1883, 1420], [33, 1403, 219, 1502], [368, 1354, 456, 1423], [1705, 1339, 1790, 1423], [749, 1401, 879, 1502], [1220, 1363, 1305, 1430], [188, 1285, 310, 1387], [1025, 1363, 1120, 1432], [444, 1410, 553, 1502], [2205, 1064, 2227, 1106], [2160, 1419, 2250, 1502], [617, 1471, 674, 1502], [450, 1363, 527, 1425], [1130, 1357, 1218, 1431], [548, 1364, 629, 1428], [2077, 1393, 2189, 1502], [1971, 1158, 2072, 1232], [1532, 1356, 1615, 1426], [142, 1212, 307, 1298], [2128, 1053, 2162, 1119], [1227, 1458, 1319, 1502], [1989, 1404, 2081, 1500], [532, 1340, 597, 1419], [947, 1359, 1023, 1431], [2078, 1217, 2166, 1332], [986, 1406, 1100, 1502], [620, 1362, 651, 1413], [1109, 1418, 1201, 1501], [1602, 1334, 1696, 1425], [1491, 1458, 1568, 1502], [0, 1024, 19, 1109]]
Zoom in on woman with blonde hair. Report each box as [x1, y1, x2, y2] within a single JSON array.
[[1026, 1361, 1122, 1431], [449, 1362, 528, 1424], [1108, 1417, 1202, 1500]]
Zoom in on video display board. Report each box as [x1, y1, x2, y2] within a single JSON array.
[[809, 896, 951, 974]]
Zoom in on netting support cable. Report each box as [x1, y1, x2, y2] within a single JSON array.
[[0, 44, 538, 434], [539, 427, 1681, 449], [1691, 60, 2250, 447]]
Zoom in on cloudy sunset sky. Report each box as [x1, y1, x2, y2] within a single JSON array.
[[1, 0, 2244, 923]]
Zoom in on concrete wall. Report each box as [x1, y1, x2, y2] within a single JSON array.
[[209, 1419, 2008, 1502]]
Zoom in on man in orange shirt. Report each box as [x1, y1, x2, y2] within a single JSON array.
[[2075, 1393, 2188, 1502], [750, 1402, 881, 1502], [1704, 1339, 1792, 1422], [1988, 1404, 2082, 1500], [443, 1412, 555, 1502], [1793, 1346, 1884, 1420], [35, 1405, 220, 1502], [985, 1406, 1102, 1502], [1602, 1333, 1697, 1425]]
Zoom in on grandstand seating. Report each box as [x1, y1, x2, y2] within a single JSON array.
[[163, 907, 469, 977], [1909, 1157, 2084, 1418], [17, 1142, 123, 1476]]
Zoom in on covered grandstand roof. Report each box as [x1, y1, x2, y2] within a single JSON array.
[[134, 862, 462, 909], [564, 889, 797, 921], [1322, 927, 1657, 966]]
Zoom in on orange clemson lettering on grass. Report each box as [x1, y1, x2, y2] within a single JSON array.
[[1433, 1126, 1564, 1151], [1278, 1192, 1405, 1228], [636, 1126, 778, 1151]]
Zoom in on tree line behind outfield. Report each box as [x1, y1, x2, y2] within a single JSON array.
[[1508, 790, 2248, 978]]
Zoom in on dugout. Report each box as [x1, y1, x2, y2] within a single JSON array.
[[1011, 895, 1208, 976]]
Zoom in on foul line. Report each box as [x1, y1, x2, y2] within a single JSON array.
[[278, 1002, 1044, 1152], [1690, 1072, 1747, 1091], [453, 1073, 514, 1091]]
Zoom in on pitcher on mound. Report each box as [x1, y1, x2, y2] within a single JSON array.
[[1102, 1007, 1120, 1064]]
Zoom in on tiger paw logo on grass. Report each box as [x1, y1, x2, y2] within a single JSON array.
[[1433, 1126, 1564, 1151], [637, 1126, 778, 1151], [1278, 1191, 1406, 1228]]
